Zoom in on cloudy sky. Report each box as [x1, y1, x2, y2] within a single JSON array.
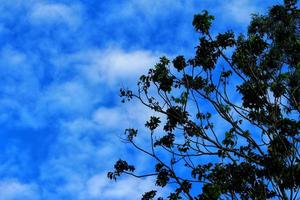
[[0, 0, 281, 199]]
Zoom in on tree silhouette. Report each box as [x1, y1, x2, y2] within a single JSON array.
[[108, 1, 300, 199]]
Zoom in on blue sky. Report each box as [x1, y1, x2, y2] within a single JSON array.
[[0, 0, 282, 199]]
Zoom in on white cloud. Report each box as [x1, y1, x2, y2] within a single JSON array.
[[86, 174, 168, 200], [64, 48, 159, 87], [29, 3, 82, 28], [93, 107, 125, 129], [117, 0, 188, 18], [99, 49, 157, 85], [220, 0, 261, 24], [0, 180, 39, 200], [39, 81, 94, 115], [0, 46, 42, 128]]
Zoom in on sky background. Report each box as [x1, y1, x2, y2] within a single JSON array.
[[0, 0, 282, 199]]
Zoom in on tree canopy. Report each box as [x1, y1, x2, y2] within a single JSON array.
[[108, 1, 300, 199]]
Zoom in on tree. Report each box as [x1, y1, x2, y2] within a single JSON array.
[[108, 1, 300, 199]]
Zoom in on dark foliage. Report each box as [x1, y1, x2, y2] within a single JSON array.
[[109, 1, 300, 199]]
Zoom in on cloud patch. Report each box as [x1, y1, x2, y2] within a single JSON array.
[[86, 174, 168, 200], [29, 3, 82, 28], [58, 47, 160, 87], [221, 0, 260, 24], [0, 179, 39, 200]]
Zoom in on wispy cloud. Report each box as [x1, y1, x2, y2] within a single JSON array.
[[29, 3, 82, 28], [221, 0, 260, 24], [0, 179, 39, 200], [86, 174, 168, 200], [70, 48, 159, 87]]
